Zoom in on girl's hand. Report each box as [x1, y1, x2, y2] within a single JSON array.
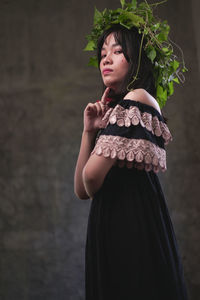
[[83, 87, 110, 133]]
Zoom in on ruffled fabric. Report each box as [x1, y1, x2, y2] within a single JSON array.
[[92, 99, 173, 173], [102, 103, 172, 145], [91, 135, 166, 173]]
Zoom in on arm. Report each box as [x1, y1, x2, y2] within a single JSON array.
[[74, 130, 96, 199], [74, 87, 113, 200], [83, 153, 116, 199]]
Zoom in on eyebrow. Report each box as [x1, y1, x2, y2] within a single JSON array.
[[101, 43, 121, 51]]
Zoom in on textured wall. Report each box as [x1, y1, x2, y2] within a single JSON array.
[[191, 0, 200, 72], [0, 0, 199, 299]]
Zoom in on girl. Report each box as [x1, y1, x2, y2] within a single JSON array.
[[74, 24, 189, 300]]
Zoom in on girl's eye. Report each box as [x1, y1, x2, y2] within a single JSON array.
[[115, 50, 122, 54], [101, 54, 106, 59]]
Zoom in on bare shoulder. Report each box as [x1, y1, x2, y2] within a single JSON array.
[[124, 88, 161, 114]]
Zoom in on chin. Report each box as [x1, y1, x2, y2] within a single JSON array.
[[103, 81, 115, 90]]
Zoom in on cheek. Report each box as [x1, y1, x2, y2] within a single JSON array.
[[121, 59, 129, 73], [119, 58, 125, 64], [99, 61, 103, 71]]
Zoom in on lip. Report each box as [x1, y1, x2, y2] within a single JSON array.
[[102, 68, 113, 75]]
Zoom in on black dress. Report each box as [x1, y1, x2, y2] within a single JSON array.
[[85, 99, 189, 300]]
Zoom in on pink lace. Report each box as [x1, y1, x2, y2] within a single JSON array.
[[102, 104, 173, 145], [91, 135, 167, 173]]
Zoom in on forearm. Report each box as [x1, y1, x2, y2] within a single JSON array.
[[82, 154, 116, 198], [82, 168, 104, 198], [74, 130, 97, 199]]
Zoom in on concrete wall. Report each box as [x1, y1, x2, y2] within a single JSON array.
[[191, 0, 200, 72], [0, 0, 199, 299]]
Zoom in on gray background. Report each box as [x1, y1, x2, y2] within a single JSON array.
[[0, 0, 199, 299]]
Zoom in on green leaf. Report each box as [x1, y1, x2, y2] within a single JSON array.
[[161, 47, 172, 57], [102, 8, 107, 15], [84, 40, 95, 51], [157, 84, 167, 106], [172, 60, 180, 71], [122, 11, 144, 27], [168, 81, 174, 96], [152, 23, 160, 31], [156, 33, 167, 42], [138, 2, 149, 10], [94, 7, 102, 25], [157, 84, 163, 98], [147, 48, 156, 63], [131, 0, 137, 10], [88, 56, 98, 68], [116, 8, 123, 13], [173, 77, 180, 84], [120, 0, 125, 8], [162, 47, 169, 53], [160, 21, 170, 37]]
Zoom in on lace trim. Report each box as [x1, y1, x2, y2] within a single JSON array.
[[102, 104, 172, 145], [91, 134, 167, 173]]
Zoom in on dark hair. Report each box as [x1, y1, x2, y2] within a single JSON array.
[[97, 24, 168, 123]]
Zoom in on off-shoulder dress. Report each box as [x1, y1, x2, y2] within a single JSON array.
[[85, 99, 189, 300]]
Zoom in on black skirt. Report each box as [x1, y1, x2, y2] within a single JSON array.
[[85, 166, 189, 300]]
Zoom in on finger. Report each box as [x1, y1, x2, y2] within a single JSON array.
[[85, 103, 96, 115], [85, 103, 93, 112], [99, 101, 108, 114], [94, 102, 103, 116], [101, 87, 110, 104], [99, 101, 108, 115]]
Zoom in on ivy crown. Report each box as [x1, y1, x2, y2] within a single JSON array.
[[84, 0, 187, 108]]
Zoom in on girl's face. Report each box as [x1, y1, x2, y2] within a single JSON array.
[[100, 33, 129, 92]]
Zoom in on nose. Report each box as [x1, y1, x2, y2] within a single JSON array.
[[103, 52, 113, 65]]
